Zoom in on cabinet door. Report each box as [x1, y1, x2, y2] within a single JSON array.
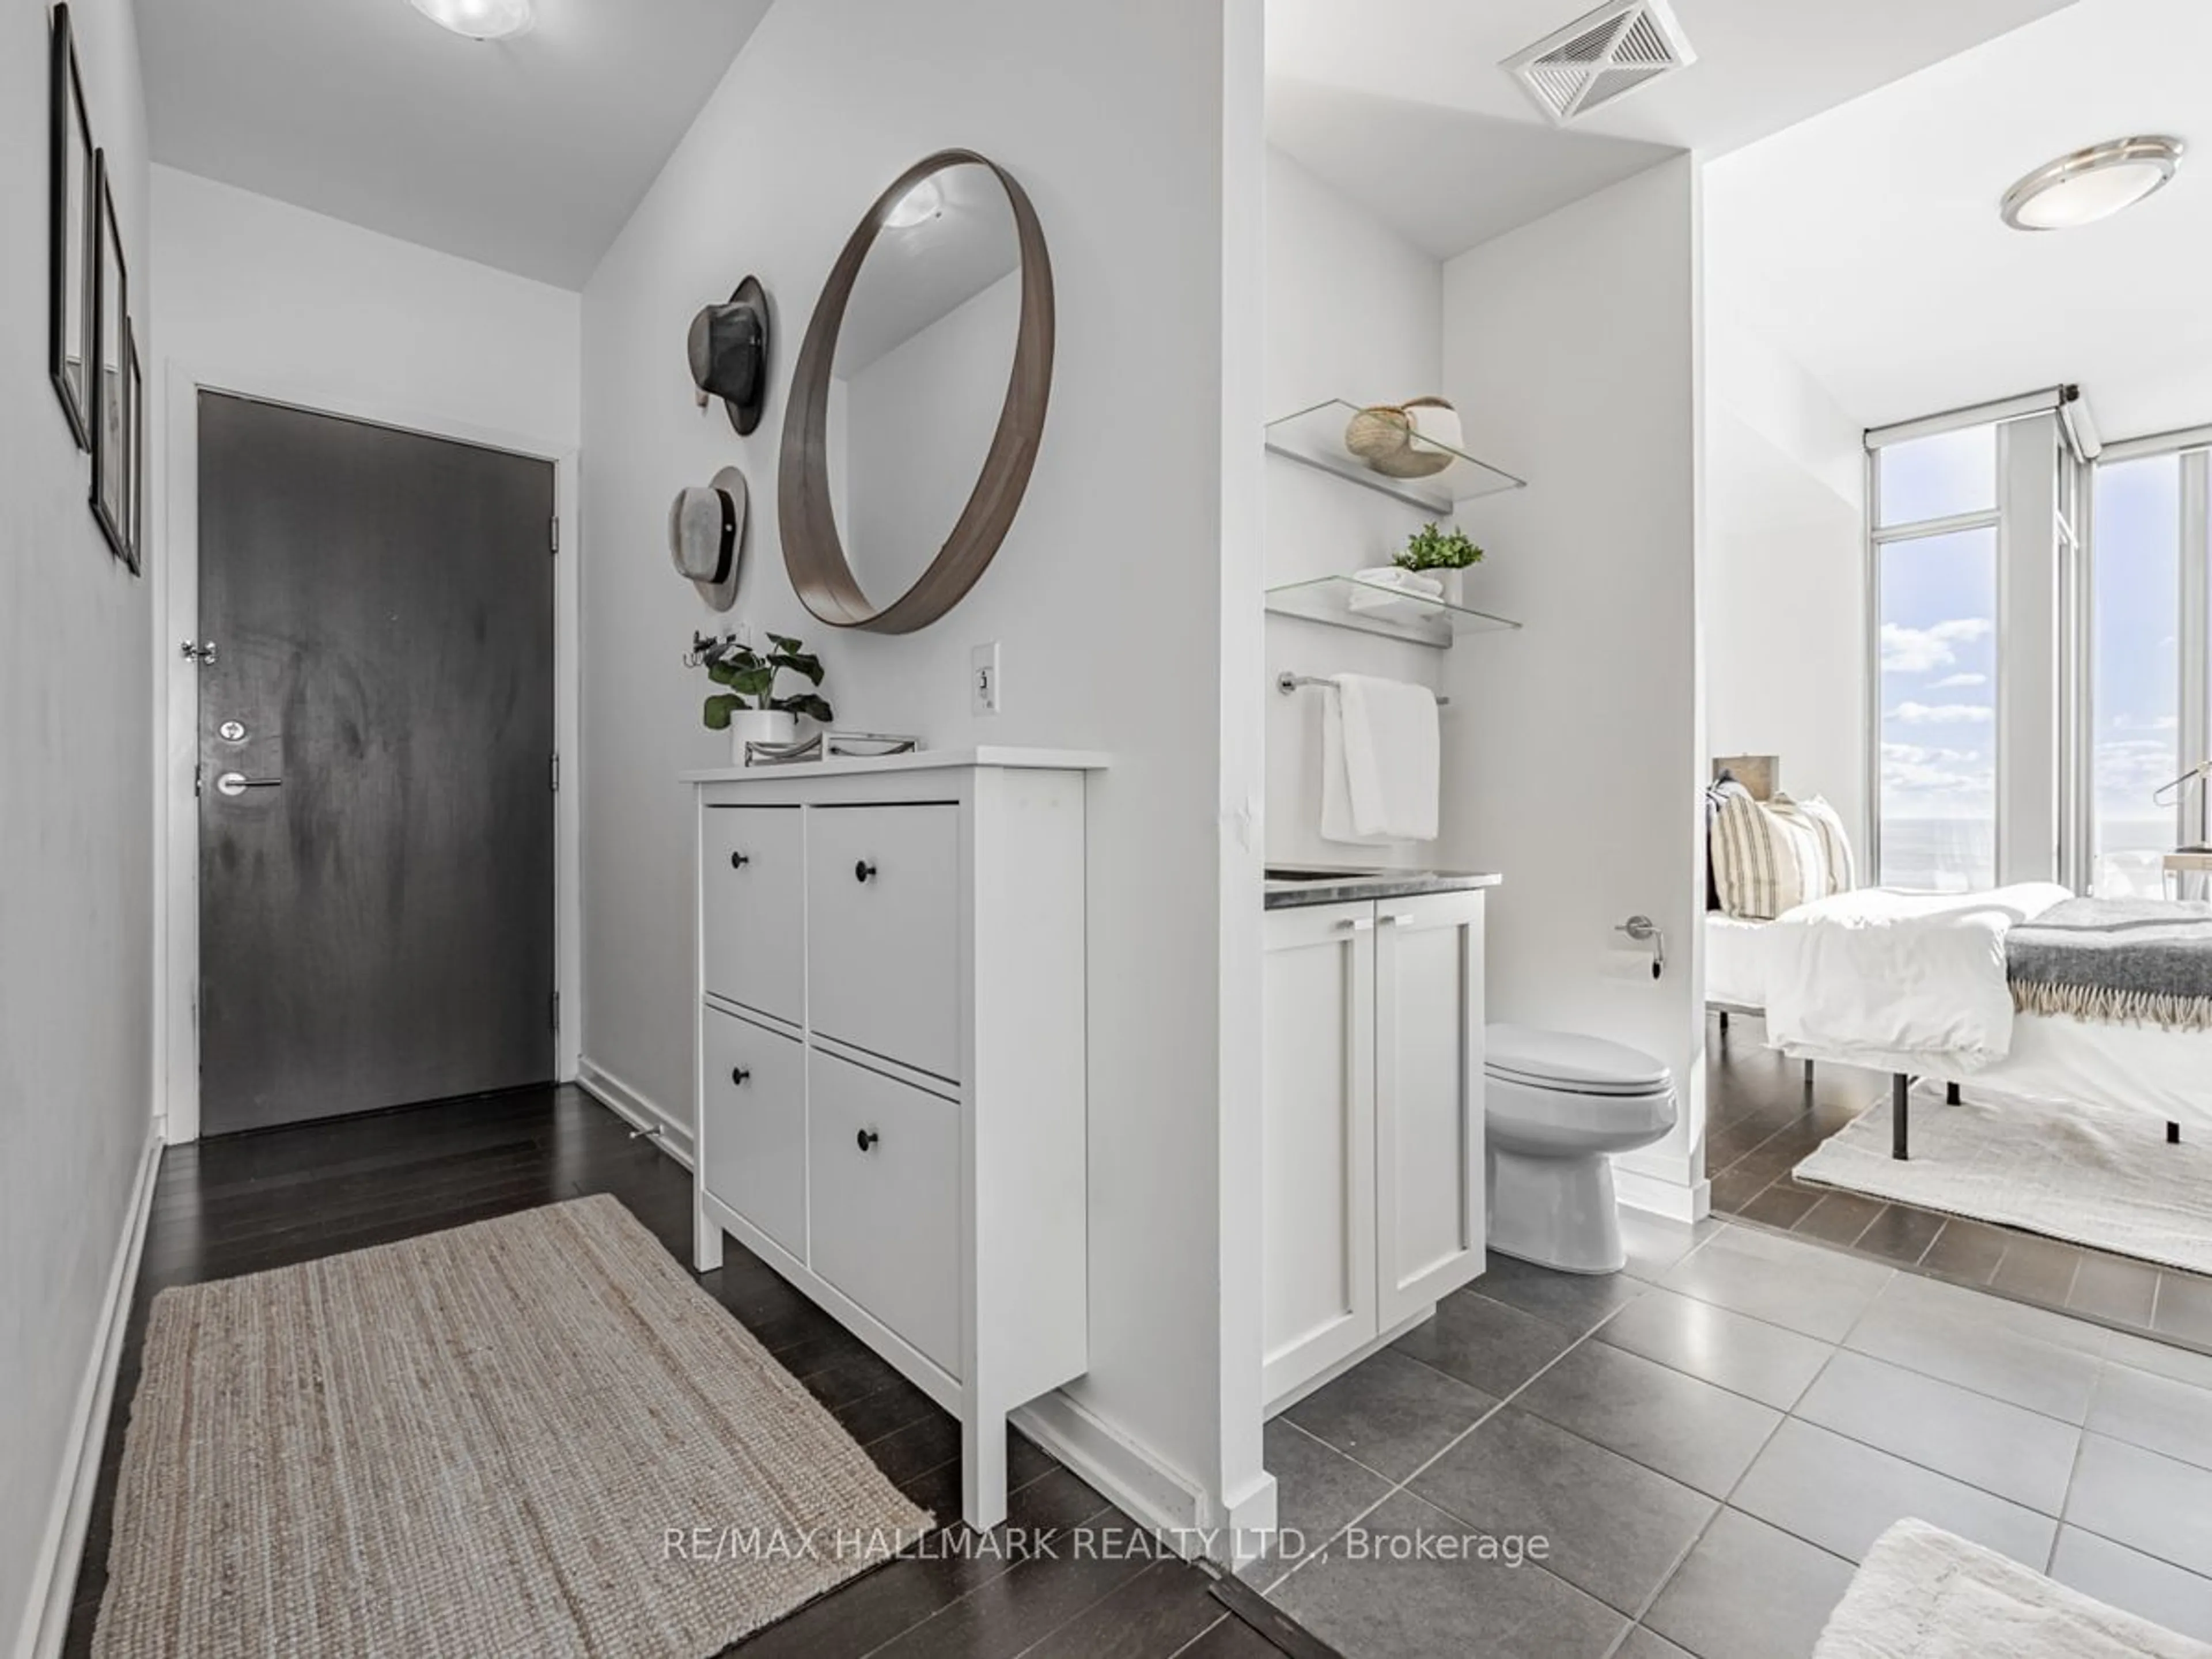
[[1260, 902, 1378, 1408], [702, 805, 805, 1026], [807, 1048, 962, 1377], [700, 1003, 807, 1259], [1374, 891, 1486, 1327], [807, 805, 961, 1081]]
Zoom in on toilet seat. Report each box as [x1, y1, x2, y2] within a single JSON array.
[[1484, 1024, 1671, 1096]]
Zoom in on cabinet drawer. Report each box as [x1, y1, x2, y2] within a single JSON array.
[[806, 805, 960, 1080], [700, 1006, 807, 1259], [807, 1048, 960, 1376], [703, 806, 804, 1025]]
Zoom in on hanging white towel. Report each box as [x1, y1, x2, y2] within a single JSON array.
[[1321, 674, 1440, 844]]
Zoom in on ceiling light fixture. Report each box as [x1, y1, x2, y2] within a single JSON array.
[[408, 0, 533, 41], [2000, 136, 2184, 231]]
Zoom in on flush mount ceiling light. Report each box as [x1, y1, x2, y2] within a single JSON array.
[[408, 0, 533, 40], [2000, 136, 2184, 231]]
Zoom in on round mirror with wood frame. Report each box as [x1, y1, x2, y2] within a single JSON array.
[[779, 149, 1055, 634]]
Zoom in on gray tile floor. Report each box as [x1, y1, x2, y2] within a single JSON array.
[[1254, 1211, 2212, 1658]]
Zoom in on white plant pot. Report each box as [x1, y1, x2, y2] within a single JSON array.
[[1435, 569, 1465, 609], [728, 709, 800, 764]]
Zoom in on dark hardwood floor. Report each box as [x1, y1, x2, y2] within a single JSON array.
[[65, 1085, 1276, 1659], [1706, 1010, 2212, 1350]]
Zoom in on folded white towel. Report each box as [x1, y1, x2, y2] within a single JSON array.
[[1321, 673, 1439, 844]]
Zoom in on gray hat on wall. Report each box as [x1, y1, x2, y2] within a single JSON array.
[[669, 465, 747, 612], [688, 275, 770, 435]]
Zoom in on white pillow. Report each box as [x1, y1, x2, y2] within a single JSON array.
[[1712, 789, 1831, 920], [1777, 793, 1856, 896]]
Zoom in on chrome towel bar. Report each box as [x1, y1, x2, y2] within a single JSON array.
[[1277, 671, 1449, 707]]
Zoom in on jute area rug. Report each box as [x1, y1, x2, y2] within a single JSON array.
[[1815, 1519, 2210, 1657], [94, 1194, 930, 1658], [1795, 1084, 2212, 1275]]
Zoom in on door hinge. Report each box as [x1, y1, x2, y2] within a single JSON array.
[[550, 752, 560, 791], [550, 516, 560, 554], [550, 991, 561, 1033]]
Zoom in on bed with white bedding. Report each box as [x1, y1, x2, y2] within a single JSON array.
[[1758, 884, 2212, 1155]]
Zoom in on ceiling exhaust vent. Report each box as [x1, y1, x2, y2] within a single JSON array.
[[1503, 0, 1696, 126]]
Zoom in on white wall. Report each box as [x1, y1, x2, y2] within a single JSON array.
[[1440, 157, 1710, 1218], [1, 1, 153, 1651], [580, 0, 1268, 1545], [150, 167, 581, 440], [1705, 311, 1868, 847], [147, 166, 584, 1138], [1263, 149, 1446, 869]]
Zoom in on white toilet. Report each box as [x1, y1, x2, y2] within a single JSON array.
[[1484, 1024, 1677, 1275]]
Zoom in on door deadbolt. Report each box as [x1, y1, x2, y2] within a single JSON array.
[[218, 719, 248, 744]]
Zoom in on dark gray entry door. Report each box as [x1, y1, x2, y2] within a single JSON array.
[[198, 392, 556, 1135]]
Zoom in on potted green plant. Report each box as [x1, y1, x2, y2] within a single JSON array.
[[694, 631, 834, 762], [1393, 522, 1484, 608]]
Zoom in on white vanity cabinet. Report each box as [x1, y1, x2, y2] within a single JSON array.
[[1260, 888, 1488, 1412], [687, 749, 1106, 1530]]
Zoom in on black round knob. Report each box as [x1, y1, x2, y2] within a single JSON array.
[[855, 1128, 880, 1152], [730, 1067, 750, 1086], [855, 859, 877, 883], [730, 851, 749, 869]]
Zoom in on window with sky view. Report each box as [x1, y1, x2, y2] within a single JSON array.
[[2092, 454, 2181, 896], [1876, 425, 1999, 890], [1876, 426, 2197, 896]]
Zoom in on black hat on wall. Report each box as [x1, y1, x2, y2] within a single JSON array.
[[688, 275, 770, 435]]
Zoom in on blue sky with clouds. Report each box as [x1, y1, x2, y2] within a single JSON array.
[[1878, 429, 1999, 827]]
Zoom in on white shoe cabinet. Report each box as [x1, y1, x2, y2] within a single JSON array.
[[687, 748, 1106, 1529]]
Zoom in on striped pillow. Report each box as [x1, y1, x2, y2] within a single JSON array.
[[1712, 789, 1831, 920], [1777, 793, 1856, 896]]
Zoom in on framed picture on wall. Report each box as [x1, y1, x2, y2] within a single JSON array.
[[48, 3, 94, 449], [89, 150, 127, 559], [124, 323, 144, 574]]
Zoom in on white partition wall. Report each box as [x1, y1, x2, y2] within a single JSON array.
[[579, 0, 1271, 1560], [1435, 157, 1710, 1221]]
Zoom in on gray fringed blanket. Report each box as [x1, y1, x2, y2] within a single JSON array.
[[2008, 899, 2212, 1031]]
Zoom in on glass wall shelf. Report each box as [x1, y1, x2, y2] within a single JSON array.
[[1265, 574, 1522, 648], [1264, 399, 1527, 514]]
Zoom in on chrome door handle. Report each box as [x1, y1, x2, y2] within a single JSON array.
[[214, 771, 282, 798]]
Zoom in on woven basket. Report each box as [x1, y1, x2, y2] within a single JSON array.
[[1343, 399, 1455, 479]]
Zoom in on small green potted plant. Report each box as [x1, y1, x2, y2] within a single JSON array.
[[694, 631, 834, 762], [1393, 522, 1484, 608]]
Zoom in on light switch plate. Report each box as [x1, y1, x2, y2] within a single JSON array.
[[971, 642, 1002, 715]]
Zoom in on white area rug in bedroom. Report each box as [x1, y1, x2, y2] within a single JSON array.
[[1796, 1083, 2212, 1274]]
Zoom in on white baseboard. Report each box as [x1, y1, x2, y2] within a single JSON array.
[[577, 1056, 694, 1170], [15, 1130, 161, 1659], [1616, 1165, 1712, 1224], [1010, 1390, 1226, 1558]]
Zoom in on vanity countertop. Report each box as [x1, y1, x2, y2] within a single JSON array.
[[1264, 867, 1503, 911], [683, 745, 1112, 784]]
